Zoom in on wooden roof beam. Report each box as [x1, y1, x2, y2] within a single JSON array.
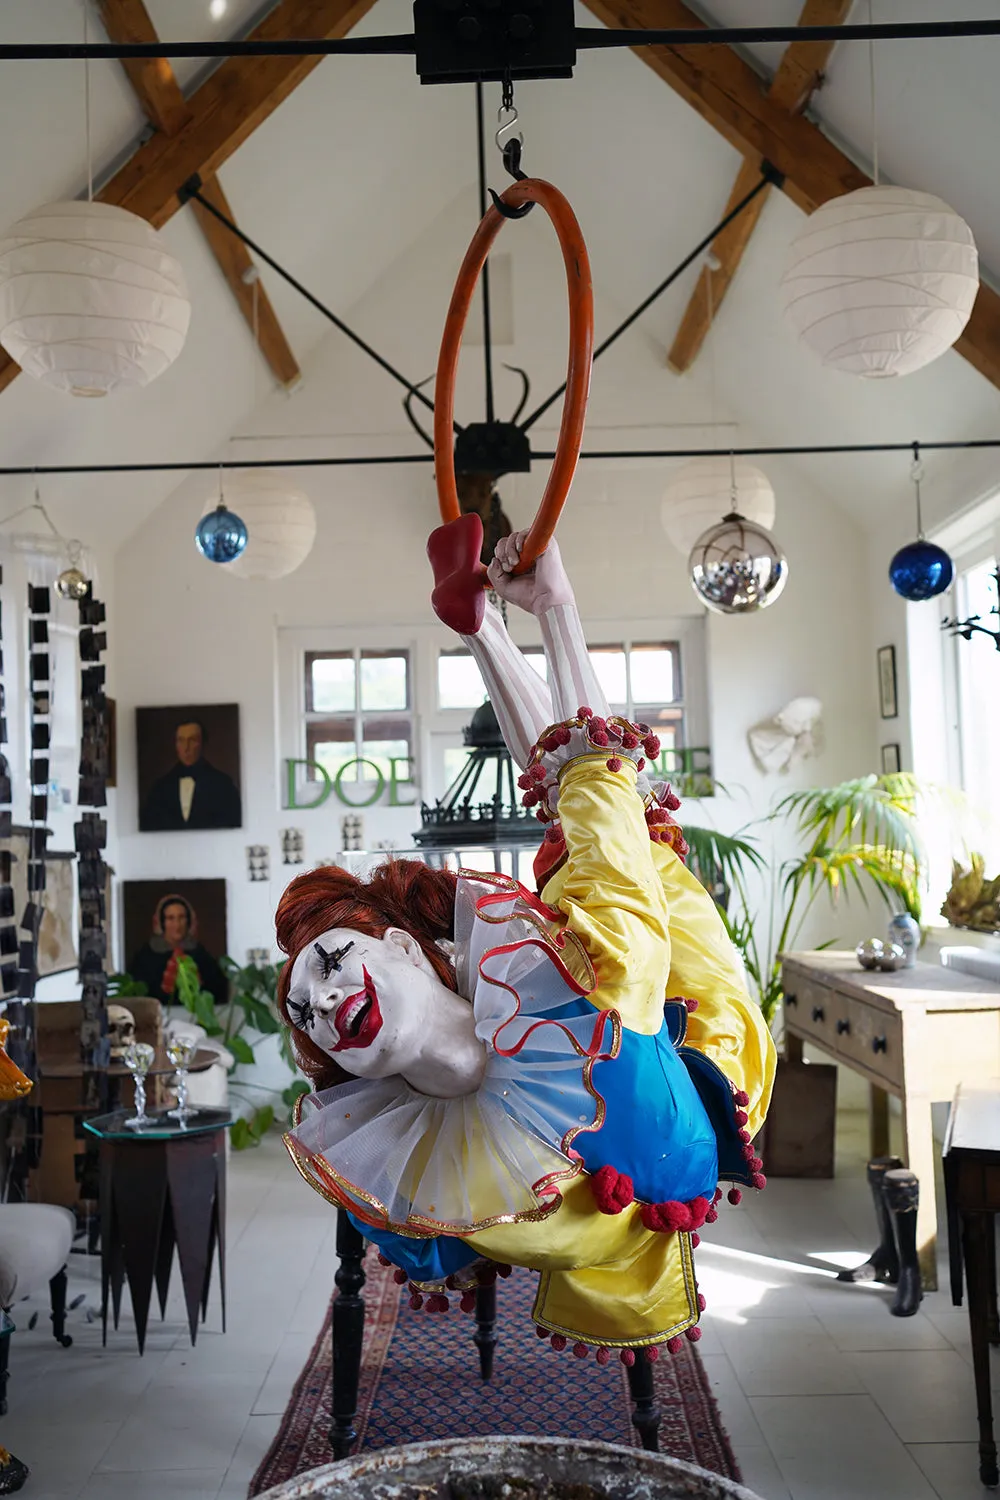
[[96, 0, 300, 389], [584, 0, 1000, 393], [0, 0, 374, 394], [667, 0, 852, 373]]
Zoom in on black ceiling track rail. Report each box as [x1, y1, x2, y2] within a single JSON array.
[[5, 437, 1000, 480], [1, 21, 1000, 62]]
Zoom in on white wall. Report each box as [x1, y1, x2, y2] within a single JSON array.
[[112, 191, 879, 975]]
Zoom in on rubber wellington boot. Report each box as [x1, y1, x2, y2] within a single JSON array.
[[837, 1155, 903, 1284], [883, 1168, 923, 1317]]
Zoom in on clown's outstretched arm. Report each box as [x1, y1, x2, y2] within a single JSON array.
[[487, 532, 610, 723], [457, 599, 553, 772]]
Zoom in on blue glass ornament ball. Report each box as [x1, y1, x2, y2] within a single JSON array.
[[195, 505, 248, 564], [888, 539, 954, 602]]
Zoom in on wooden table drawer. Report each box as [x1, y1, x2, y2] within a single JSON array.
[[783, 974, 845, 1050], [835, 996, 904, 1088]]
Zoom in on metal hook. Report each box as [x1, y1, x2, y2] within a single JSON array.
[[495, 105, 522, 155]]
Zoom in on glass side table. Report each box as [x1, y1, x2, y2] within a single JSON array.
[[84, 1108, 233, 1353]]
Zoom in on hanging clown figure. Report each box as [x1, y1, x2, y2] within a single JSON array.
[[279, 518, 776, 1359]]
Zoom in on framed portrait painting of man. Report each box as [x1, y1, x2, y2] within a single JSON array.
[[136, 704, 242, 832], [122, 878, 228, 1006]]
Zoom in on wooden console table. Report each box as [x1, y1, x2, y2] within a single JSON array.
[[781, 951, 1000, 1290]]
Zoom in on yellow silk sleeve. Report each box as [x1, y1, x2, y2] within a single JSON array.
[[651, 840, 776, 1140], [544, 755, 669, 1035]]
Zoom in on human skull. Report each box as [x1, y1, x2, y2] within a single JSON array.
[[107, 1005, 136, 1059]]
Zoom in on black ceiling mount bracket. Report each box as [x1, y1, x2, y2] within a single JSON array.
[[413, 0, 576, 85], [454, 421, 532, 477]]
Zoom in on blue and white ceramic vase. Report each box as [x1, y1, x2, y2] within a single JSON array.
[[887, 912, 920, 969]]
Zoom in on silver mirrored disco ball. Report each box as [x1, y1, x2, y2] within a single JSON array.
[[688, 512, 788, 615]]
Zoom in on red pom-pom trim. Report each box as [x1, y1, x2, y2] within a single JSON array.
[[590, 730, 610, 747], [426, 1294, 450, 1313], [620, 1349, 636, 1367], [517, 773, 532, 790], [705, 1207, 718, 1224], [596, 1347, 611, 1366], [728, 1187, 743, 1206], [550, 1334, 567, 1351], [713, 1188, 723, 1205], [645, 1345, 660, 1363], [556, 726, 572, 746], [685, 998, 699, 1013], [667, 1337, 684, 1354], [578, 706, 593, 719], [621, 732, 639, 750], [460, 1292, 476, 1314], [691, 1232, 701, 1248], [686, 1326, 702, 1343], [536, 1325, 550, 1339], [530, 763, 548, 783], [752, 1172, 767, 1191], [392, 1269, 408, 1285], [697, 1293, 707, 1312], [738, 1128, 751, 1144], [572, 1343, 589, 1359], [521, 790, 538, 808], [606, 757, 623, 772], [377, 1253, 392, 1266], [643, 735, 661, 759], [734, 1109, 749, 1127], [590, 1164, 635, 1215], [734, 1090, 750, 1108], [409, 1293, 424, 1310]]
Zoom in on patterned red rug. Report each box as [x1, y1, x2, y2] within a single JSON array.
[[250, 1253, 740, 1496]]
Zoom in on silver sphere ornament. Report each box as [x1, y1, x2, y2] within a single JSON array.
[[877, 942, 907, 972], [689, 512, 788, 615], [195, 500, 248, 564], [55, 566, 89, 601], [856, 937, 885, 970]]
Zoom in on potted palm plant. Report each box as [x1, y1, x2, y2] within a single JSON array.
[[685, 773, 922, 1175]]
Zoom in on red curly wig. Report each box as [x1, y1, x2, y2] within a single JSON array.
[[276, 861, 459, 1093]]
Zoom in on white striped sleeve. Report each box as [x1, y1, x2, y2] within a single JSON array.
[[460, 603, 553, 771], [538, 603, 611, 723]]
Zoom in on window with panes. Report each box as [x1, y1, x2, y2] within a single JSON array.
[[304, 649, 412, 783], [434, 641, 693, 791]]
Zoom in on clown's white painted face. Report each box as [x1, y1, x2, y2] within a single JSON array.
[[286, 927, 447, 1082]]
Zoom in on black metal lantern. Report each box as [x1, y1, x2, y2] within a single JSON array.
[[414, 700, 540, 850]]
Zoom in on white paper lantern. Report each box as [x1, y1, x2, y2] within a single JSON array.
[[204, 472, 317, 580], [661, 458, 775, 557], [780, 185, 979, 379], [0, 200, 190, 396]]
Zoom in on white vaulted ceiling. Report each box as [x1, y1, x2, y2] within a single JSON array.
[[0, 0, 998, 550]]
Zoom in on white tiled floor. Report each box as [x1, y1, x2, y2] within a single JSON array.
[[4, 1111, 996, 1500]]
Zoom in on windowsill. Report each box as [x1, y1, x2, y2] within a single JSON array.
[[921, 924, 1000, 961]]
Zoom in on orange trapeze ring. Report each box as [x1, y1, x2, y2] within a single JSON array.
[[434, 178, 594, 574]]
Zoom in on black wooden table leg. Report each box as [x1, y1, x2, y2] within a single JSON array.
[[329, 1208, 367, 1460], [988, 1220, 999, 1348], [626, 1350, 661, 1452], [963, 1211, 999, 1487], [48, 1267, 72, 1348], [473, 1283, 497, 1382]]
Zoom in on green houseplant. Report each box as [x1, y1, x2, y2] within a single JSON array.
[[685, 773, 922, 1029]]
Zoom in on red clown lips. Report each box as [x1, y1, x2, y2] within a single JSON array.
[[330, 967, 384, 1053]]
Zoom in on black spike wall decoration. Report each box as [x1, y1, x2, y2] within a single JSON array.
[[75, 587, 110, 1123]]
